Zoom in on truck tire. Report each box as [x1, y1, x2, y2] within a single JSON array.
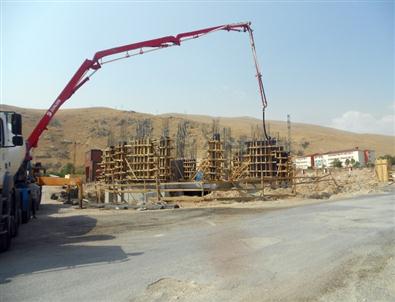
[[11, 189, 21, 238], [5, 191, 16, 238], [1, 175, 13, 252], [0, 218, 11, 252]]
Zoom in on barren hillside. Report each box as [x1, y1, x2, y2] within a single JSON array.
[[2, 104, 394, 172]]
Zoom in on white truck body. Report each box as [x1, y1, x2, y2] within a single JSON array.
[[0, 112, 26, 190]]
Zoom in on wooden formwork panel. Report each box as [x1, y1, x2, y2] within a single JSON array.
[[183, 158, 197, 180], [98, 137, 174, 184], [231, 140, 293, 182], [205, 139, 224, 181]]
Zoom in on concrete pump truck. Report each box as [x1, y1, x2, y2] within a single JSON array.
[[0, 21, 269, 252]]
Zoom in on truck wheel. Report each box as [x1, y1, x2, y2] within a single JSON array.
[[1, 174, 14, 251], [0, 218, 11, 252], [11, 190, 20, 238]]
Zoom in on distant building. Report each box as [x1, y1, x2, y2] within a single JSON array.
[[294, 155, 315, 170], [85, 149, 103, 182], [295, 148, 375, 169]]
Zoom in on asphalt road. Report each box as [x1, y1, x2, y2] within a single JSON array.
[[0, 190, 394, 302]]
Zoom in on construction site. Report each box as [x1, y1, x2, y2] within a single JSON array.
[[87, 117, 295, 205], [2, 5, 395, 302], [80, 115, 393, 208]]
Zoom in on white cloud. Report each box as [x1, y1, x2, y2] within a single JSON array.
[[330, 110, 395, 136]]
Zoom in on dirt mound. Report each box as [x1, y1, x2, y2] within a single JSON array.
[[204, 190, 250, 200], [296, 168, 387, 199]]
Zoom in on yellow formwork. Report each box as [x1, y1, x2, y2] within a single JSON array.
[[375, 159, 391, 182], [36, 176, 82, 186]]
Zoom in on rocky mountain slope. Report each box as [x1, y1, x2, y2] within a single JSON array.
[[2, 104, 394, 172]]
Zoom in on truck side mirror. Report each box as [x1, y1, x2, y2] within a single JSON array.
[[11, 113, 22, 135], [12, 135, 24, 146]]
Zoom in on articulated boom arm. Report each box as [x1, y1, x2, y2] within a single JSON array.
[[27, 21, 267, 151]]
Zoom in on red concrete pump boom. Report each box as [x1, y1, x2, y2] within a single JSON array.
[[26, 21, 268, 151]]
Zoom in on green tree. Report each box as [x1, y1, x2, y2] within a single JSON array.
[[60, 163, 75, 176], [345, 159, 350, 166], [331, 159, 342, 168]]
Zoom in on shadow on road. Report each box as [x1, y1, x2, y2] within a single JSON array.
[[0, 202, 142, 284]]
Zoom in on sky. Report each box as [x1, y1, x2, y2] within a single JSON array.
[[1, 0, 394, 135]]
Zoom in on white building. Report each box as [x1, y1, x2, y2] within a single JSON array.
[[295, 148, 375, 169], [294, 155, 315, 169]]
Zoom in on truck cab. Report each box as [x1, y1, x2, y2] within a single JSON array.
[[0, 111, 26, 189], [0, 111, 26, 251]]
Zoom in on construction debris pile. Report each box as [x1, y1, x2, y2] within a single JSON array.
[[294, 167, 388, 199]]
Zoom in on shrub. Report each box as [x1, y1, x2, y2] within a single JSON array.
[[49, 118, 62, 128], [353, 161, 361, 168], [301, 141, 310, 149], [331, 159, 342, 168]]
